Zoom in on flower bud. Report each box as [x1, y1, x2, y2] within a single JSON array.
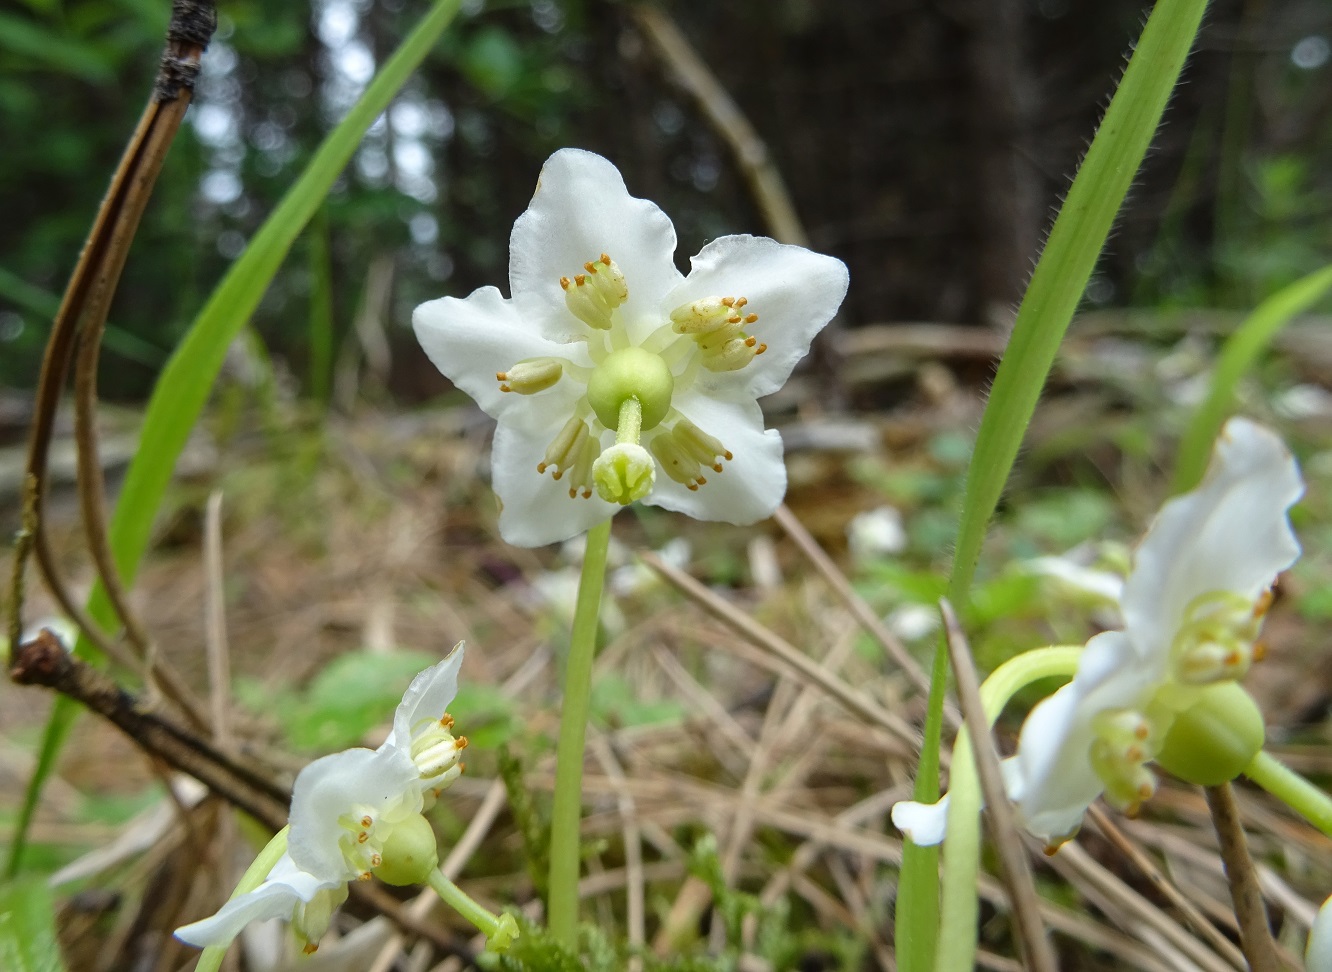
[[1155, 682, 1265, 786], [593, 443, 656, 505], [375, 814, 439, 887], [586, 347, 674, 431]]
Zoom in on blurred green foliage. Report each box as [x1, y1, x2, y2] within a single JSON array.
[[3, 1, 1330, 399]]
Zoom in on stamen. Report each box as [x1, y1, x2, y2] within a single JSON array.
[[497, 358, 562, 395], [561, 253, 627, 330]]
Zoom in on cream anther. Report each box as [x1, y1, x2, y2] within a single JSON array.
[[497, 358, 562, 394], [560, 253, 627, 330]]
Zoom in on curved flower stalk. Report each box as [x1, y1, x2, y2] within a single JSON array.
[[413, 148, 849, 547], [176, 648, 470, 952], [893, 418, 1303, 848]]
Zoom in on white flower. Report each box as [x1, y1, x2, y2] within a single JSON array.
[[176, 649, 468, 951], [893, 419, 1303, 847], [1309, 895, 1332, 972], [413, 149, 849, 547]]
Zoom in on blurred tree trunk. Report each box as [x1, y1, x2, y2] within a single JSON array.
[[962, 0, 1040, 325]]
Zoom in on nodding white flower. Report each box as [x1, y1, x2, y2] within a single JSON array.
[[413, 148, 849, 547], [893, 419, 1303, 848], [1309, 895, 1332, 972], [176, 649, 468, 952]]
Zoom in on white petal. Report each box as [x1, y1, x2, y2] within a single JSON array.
[[664, 235, 848, 400], [174, 854, 336, 948], [287, 748, 420, 880], [645, 395, 786, 525], [1012, 631, 1153, 844], [891, 795, 951, 846], [1123, 418, 1303, 659], [413, 287, 589, 419], [1308, 894, 1332, 972], [384, 646, 464, 753], [509, 149, 684, 325], [491, 419, 618, 547]]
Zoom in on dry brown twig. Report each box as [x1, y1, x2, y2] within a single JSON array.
[[1205, 782, 1283, 972], [8, 0, 217, 731]]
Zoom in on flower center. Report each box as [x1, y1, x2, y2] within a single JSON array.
[[1170, 589, 1267, 684], [1087, 708, 1158, 816], [500, 252, 760, 503]]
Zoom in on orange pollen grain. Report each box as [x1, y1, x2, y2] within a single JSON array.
[[744, 337, 757, 347], [1126, 746, 1143, 762], [499, 385, 512, 393], [360, 815, 372, 827], [584, 261, 597, 273], [687, 483, 699, 491], [1135, 725, 1149, 739], [720, 297, 735, 307], [496, 371, 508, 381], [712, 463, 724, 472], [568, 487, 577, 498], [727, 315, 741, 324], [304, 943, 320, 955], [537, 461, 548, 473], [358, 872, 372, 882], [723, 450, 734, 460], [574, 274, 587, 286], [734, 297, 748, 308], [600, 252, 611, 264], [552, 469, 564, 481], [370, 854, 382, 867], [1253, 641, 1268, 662], [1043, 843, 1061, 858], [457, 736, 469, 749], [1253, 589, 1274, 618], [581, 487, 592, 498], [755, 344, 768, 355], [357, 832, 369, 844], [744, 313, 758, 324], [696, 475, 708, 485], [441, 714, 454, 728], [560, 276, 571, 290]]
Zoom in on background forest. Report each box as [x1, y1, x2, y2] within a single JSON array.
[[2, 0, 1331, 405]]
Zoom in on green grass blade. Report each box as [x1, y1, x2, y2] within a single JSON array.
[[1171, 264, 1332, 494], [5, 0, 463, 878], [0, 266, 166, 367], [896, 1, 1212, 969], [0, 877, 66, 972]]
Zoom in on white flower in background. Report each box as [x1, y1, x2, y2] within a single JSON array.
[[893, 419, 1303, 847], [1309, 895, 1332, 972], [413, 149, 849, 547], [176, 649, 468, 951], [847, 505, 907, 563], [1023, 541, 1129, 615]]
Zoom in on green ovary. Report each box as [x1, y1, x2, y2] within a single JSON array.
[[586, 347, 675, 431]]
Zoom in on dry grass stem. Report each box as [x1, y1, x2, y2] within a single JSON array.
[[1204, 783, 1282, 972]]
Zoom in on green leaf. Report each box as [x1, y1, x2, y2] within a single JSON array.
[[0, 878, 65, 972], [7, 0, 464, 879], [0, 12, 116, 83], [1171, 264, 1332, 494], [898, 1, 1212, 970]]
